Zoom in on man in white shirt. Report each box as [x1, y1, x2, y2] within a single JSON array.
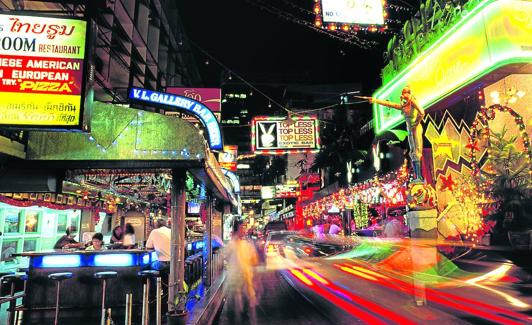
[[146, 219, 171, 271]]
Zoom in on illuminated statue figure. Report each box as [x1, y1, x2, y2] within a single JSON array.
[[360, 86, 425, 180]]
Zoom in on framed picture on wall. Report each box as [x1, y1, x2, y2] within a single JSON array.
[[55, 194, 64, 204], [1, 240, 18, 262], [29, 193, 38, 200], [43, 193, 52, 202], [37, 194, 45, 201], [25, 211, 39, 233], [67, 196, 75, 206], [23, 239, 38, 252], [3, 210, 21, 234], [77, 198, 84, 206], [57, 214, 68, 233]]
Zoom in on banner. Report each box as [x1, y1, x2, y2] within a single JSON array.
[[252, 116, 320, 154], [0, 13, 88, 128]]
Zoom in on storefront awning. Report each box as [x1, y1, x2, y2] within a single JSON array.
[[26, 101, 206, 168]]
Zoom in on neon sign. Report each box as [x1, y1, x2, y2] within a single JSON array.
[[129, 87, 223, 150], [251, 116, 320, 154], [373, 0, 532, 134]]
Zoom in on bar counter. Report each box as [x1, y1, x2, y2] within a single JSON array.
[[15, 249, 157, 325]]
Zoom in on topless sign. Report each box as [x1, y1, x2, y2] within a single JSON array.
[[0, 13, 88, 129], [252, 116, 320, 154]]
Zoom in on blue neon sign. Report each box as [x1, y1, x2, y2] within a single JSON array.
[[36, 255, 82, 268], [129, 87, 223, 150]]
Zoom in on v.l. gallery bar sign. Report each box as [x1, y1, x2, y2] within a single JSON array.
[[129, 87, 223, 150], [0, 13, 89, 129]]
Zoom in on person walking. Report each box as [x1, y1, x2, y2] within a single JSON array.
[[226, 221, 259, 324]]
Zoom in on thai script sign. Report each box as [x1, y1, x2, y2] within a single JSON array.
[[252, 116, 319, 154], [129, 87, 223, 150], [0, 13, 88, 128]]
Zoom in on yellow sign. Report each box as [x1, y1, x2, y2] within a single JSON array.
[[0, 13, 88, 128]]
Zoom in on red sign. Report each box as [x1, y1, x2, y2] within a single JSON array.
[[166, 87, 221, 122]]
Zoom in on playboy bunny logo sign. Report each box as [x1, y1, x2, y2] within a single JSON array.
[[258, 122, 277, 148], [252, 116, 319, 154]]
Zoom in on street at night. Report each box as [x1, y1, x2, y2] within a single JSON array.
[[0, 0, 531, 325]]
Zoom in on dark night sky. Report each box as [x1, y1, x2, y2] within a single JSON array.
[[177, 0, 417, 95]]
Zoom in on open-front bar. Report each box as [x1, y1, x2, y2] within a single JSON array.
[[16, 249, 157, 324]]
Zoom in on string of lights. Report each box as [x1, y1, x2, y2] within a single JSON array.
[[244, 0, 377, 48]]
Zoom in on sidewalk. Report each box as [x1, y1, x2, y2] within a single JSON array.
[[185, 272, 226, 325]]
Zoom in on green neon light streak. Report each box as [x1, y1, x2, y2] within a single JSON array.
[[372, 0, 532, 134]]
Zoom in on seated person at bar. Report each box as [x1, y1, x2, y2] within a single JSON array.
[[86, 233, 107, 251], [146, 219, 171, 271], [110, 225, 124, 244], [122, 223, 136, 248], [54, 226, 84, 249]]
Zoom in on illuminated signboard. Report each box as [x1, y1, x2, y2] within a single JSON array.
[[129, 87, 223, 150], [0, 13, 89, 129], [317, 0, 385, 27], [252, 116, 320, 154], [219, 145, 237, 171], [275, 182, 300, 198], [166, 87, 221, 122], [373, 0, 532, 134], [261, 186, 275, 199]]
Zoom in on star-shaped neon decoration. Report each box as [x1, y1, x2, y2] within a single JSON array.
[[432, 134, 457, 159], [439, 174, 456, 192], [466, 140, 480, 152]]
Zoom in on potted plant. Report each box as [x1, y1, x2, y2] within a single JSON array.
[[478, 128, 532, 246], [167, 281, 200, 325]]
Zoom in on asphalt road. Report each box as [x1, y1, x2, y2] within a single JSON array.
[[215, 265, 332, 325]]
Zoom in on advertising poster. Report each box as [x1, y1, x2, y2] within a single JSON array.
[[166, 87, 221, 122], [252, 116, 319, 154], [0, 13, 88, 128], [219, 145, 238, 171]]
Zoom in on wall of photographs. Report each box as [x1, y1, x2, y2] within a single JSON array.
[[0, 203, 81, 271]]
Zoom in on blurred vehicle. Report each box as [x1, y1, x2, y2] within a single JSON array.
[[282, 235, 352, 258], [264, 220, 288, 234], [264, 231, 296, 259]]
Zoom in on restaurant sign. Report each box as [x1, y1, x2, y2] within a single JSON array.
[[0, 13, 89, 129], [251, 116, 319, 154], [129, 87, 223, 150]]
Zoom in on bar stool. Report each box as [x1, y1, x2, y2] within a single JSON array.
[[2, 273, 28, 325], [93, 271, 117, 325], [137, 270, 160, 325], [47, 272, 72, 325]]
